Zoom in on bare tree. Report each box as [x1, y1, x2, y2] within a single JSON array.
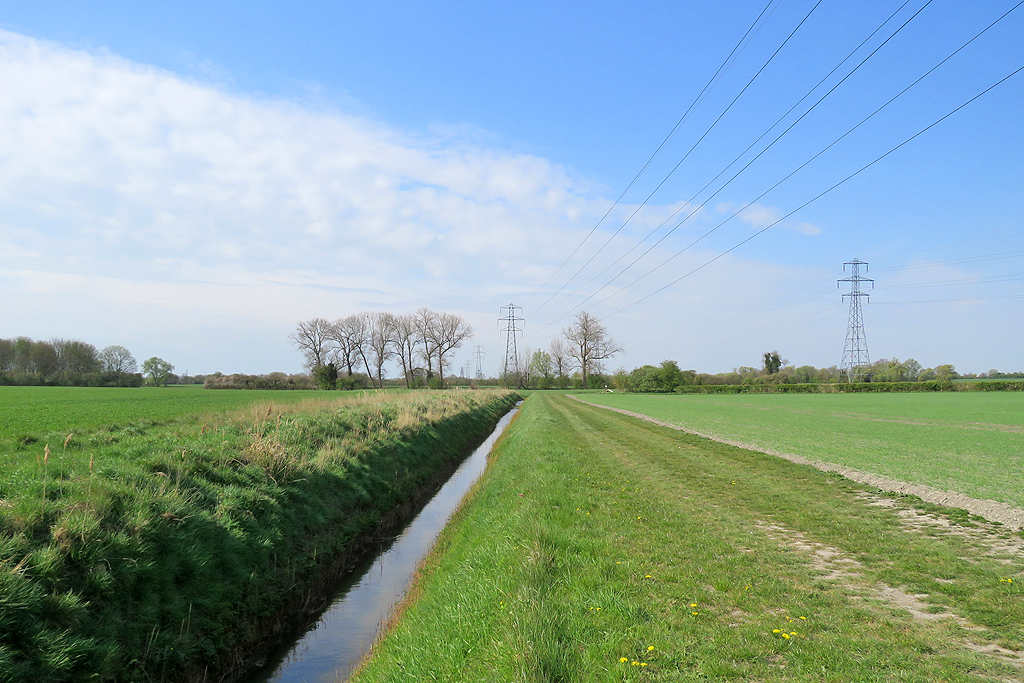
[[100, 345, 137, 374], [563, 310, 623, 389], [515, 346, 533, 389], [326, 317, 356, 377], [549, 338, 569, 388], [433, 312, 474, 387], [367, 312, 397, 388], [391, 313, 421, 388], [344, 313, 375, 386], [415, 307, 440, 383], [289, 318, 335, 370]]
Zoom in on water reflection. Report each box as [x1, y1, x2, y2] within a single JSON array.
[[246, 404, 519, 683]]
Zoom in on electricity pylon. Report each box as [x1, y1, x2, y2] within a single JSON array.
[[839, 258, 873, 382], [499, 303, 524, 385], [472, 345, 485, 380]]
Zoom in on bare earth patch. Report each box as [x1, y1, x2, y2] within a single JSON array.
[[755, 521, 970, 626], [756, 521, 1024, 674], [573, 397, 1024, 530]]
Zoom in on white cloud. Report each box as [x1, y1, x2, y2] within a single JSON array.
[[1, 30, 645, 370], [15, 30, 997, 378], [731, 203, 820, 235], [738, 203, 782, 228]]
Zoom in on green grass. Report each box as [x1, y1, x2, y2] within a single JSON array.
[[0, 389, 518, 682], [351, 394, 1024, 683], [576, 392, 1024, 509], [0, 385, 360, 448]]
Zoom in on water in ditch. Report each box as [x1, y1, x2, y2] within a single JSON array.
[[245, 403, 520, 683]]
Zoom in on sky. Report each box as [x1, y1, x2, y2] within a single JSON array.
[[1, 0, 1021, 378]]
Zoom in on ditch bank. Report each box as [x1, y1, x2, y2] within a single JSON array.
[[2, 390, 519, 683]]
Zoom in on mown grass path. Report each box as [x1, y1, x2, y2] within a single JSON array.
[[578, 392, 1024, 510], [352, 394, 1023, 682]]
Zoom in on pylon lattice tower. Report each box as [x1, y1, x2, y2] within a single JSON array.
[[472, 345, 485, 380], [838, 258, 873, 382], [499, 303, 524, 384]]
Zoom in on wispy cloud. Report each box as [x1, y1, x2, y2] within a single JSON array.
[[1, 30, 657, 367]]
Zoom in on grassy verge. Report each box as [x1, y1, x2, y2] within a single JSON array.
[[351, 394, 1023, 682], [578, 391, 1024, 510], [0, 389, 518, 682]]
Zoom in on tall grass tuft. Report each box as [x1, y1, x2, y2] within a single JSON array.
[[0, 388, 519, 683]]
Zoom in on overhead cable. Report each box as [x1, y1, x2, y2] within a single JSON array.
[[532, 0, 927, 317], [520, 0, 780, 306], [528, 0, 824, 314], [600, 61, 1024, 320]]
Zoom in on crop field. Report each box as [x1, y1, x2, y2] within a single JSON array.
[[351, 394, 1024, 683], [0, 385, 365, 449], [576, 391, 1024, 511]]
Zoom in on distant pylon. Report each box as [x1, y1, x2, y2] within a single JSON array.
[[838, 258, 873, 382], [499, 303, 524, 385], [472, 345, 485, 380]]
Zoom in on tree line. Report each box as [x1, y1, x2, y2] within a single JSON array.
[[608, 353, 974, 394], [288, 309, 626, 391], [0, 337, 177, 387], [290, 309, 474, 389]]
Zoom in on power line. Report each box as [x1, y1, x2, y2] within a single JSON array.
[[531, 0, 926, 318], [872, 249, 1024, 271], [538, 0, 1022, 329], [873, 294, 1024, 304], [498, 303, 524, 383], [598, 61, 1024, 321], [839, 258, 873, 382], [877, 273, 1024, 289], [472, 344, 485, 380], [521, 0, 780, 307], [528, 0, 823, 314]]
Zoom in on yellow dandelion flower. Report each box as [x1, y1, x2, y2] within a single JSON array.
[[799, 616, 807, 620], [647, 645, 654, 651], [690, 603, 697, 607], [632, 661, 640, 666], [620, 657, 628, 663], [781, 633, 790, 639], [790, 631, 797, 636], [691, 611, 698, 616], [640, 662, 648, 667], [772, 629, 781, 633], [645, 575, 652, 579]]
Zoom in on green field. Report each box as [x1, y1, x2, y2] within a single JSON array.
[[0, 385, 363, 448], [0, 386, 518, 682], [575, 392, 1024, 510], [351, 394, 1023, 683]]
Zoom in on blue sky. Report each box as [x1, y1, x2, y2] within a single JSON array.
[[1, 1, 1021, 377]]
